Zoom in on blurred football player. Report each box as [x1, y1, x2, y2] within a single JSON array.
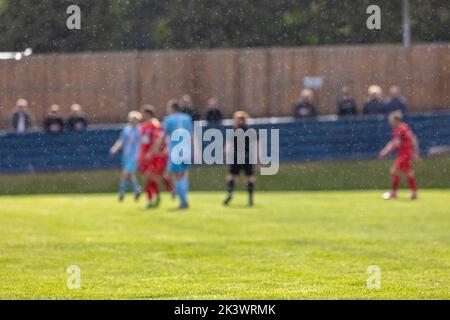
[[161, 99, 193, 209], [138, 105, 173, 208], [379, 111, 420, 200], [224, 111, 257, 207], [110, 111, 142, 202]]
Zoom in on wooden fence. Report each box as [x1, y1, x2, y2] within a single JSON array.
[[0, 43, 448, 125]]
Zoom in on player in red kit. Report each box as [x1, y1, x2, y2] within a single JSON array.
[[139, 105, 173, 208], [379, 111, 420, 200]]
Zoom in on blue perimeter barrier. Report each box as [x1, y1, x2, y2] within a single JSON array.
[[1, 113, 449, 174]]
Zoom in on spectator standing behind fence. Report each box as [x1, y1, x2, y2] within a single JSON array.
[[337, 87, 358, 116], [67, 104, 88, 131], [44, 104, 64, 134], [293, 89, 317, 119], [10, 98, 34, 133], [205, 97, 223, 124], [363, 85, 386, 115], [181, 94, 200, 121], [386, 85, 409, 115]]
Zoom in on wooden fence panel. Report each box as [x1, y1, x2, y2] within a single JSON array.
[[0, 43, 448, 127]]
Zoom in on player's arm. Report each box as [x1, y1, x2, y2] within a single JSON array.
[[147, 119, 168, 159], [110, 139, 123, 156], [145, 135, 164, 160], [110, 130, 125, 156], [378, 138, 400, 159]]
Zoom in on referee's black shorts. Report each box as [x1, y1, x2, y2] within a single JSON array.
[[229, 164, 254, 176]]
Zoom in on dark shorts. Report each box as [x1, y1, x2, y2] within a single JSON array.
[[229, 164, 254, 176]]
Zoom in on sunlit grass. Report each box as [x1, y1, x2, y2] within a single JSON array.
[[0, 191, 449, 299]]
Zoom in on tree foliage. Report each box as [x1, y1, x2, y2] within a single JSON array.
[[0, 0, 447, 53]]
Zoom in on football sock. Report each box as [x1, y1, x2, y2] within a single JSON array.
[[162, 176, 174, 192], [174, 179, 182, 200], [391, 174, 400, 194], [247, 182, 254, 202], [119, 179, 128, 195], [151, 181, 161, 206], [407, 176, 418, 193], [151, 180, 160, 197], [227, 180, 235, 195], [179, 176, 189, 206], [145, 180, 153, 200], [247, 182, 254, 194], [130, 177, 140, 195]]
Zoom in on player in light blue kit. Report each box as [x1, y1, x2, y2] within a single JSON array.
[[163, 99, 193, 209], [110, 111, 142, 202]]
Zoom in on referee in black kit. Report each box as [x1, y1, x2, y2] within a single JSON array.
[[224, 111, 258, 207]]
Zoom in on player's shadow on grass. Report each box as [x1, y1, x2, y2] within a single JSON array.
[[165, 207, 190, 213], [135, 204, 261, 212], [136, 207, 182, 213], [223, 204, 260, 209]]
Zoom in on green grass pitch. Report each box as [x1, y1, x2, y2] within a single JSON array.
[[0, 190, 449, 299]]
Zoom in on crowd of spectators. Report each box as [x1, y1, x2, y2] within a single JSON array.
[[3, 95, 224, 134], [2, 85, 410, 134], [7, 99, 88, 134], [179, 86, 409, 123], [293, 85, 409, 119], [178, 95, 224, 124]]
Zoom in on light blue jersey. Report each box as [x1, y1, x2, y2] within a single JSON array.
[[119, 124, 141, 173], [163, 112, 193, 173]]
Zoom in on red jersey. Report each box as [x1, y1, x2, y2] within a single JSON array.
[[392, 123, 414, 158], [139, 120, 165, 162]]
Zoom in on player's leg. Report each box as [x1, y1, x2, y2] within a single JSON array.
[[126, 159, 141, 201], [159, 156, 174, 196], [224, 174, 237, 206], [119, 171, 130, 202], [161, 172, 174, 193], [387, 164, 401, 199], [174, 171, 189, 209], [151, 172, 161, 207], [407, 171, 418, 200], [224, 164, 239, 205], [142, 171, 154, 206], [140, 161, 158, 208], [245, 164, 255, 206], [145, 173, 160, 208], [168, 160, 190, 209], [119, 158, 135, 201], [142, 172, 151, 200], [151, 156, 174, 207], [405, 159, 418, 200], [130, 172, 142, 201]]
